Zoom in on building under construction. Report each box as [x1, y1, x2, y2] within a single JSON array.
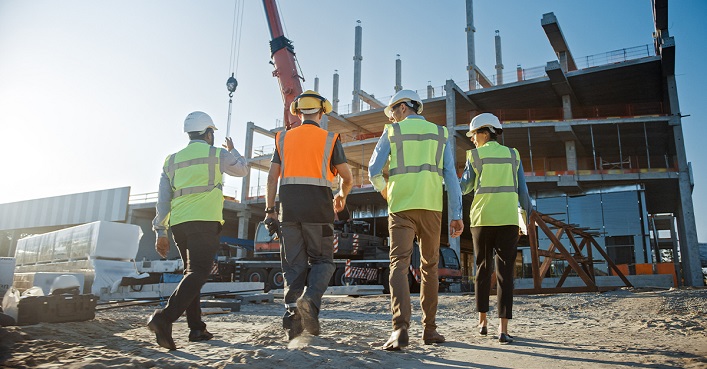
[[239, 0, 702, 287], [0, 0, 702, 288]]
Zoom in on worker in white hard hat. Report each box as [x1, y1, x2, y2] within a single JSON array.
[[368, 89, 464, 350], [149, 111, 249, 350], [265, 90, 353, 341], [460, 112, 533, 344]]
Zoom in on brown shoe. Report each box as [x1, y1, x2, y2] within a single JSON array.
[[382, 328, 409, 351], [422, 329, 446, 345]]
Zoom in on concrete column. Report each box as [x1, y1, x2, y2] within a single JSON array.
[[465, 0, 477, 90], [394, 54, 402, 92], [562, 95, 572, 120], [444, 79, 460, 259], [332, 70, 340, 112], [240, 122, 255, 203], [494, 30, 504, 85], [559, 51, 568, 72], [565, 140, 577, 171], [666, 74, 703, 286], [516, 65, 523, 82], [314, 76, 319, 92], [352, 20, 363, 113], [427, 82, 434, 99]]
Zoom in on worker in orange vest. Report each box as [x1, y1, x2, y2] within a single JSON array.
[[265, 90, 353, 341]]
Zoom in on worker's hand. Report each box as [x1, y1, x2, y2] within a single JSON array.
[[449, 219, 464, 238], [223, 137, 235, 151], [155, 237, 170, 258], [380, 188, 388, 200], [333, 193, 347, 213]]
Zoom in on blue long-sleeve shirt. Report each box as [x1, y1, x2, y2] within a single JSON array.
[[459, 143, 533, 215], [367, 115, 463, 220], [153, 140, 249, 237]]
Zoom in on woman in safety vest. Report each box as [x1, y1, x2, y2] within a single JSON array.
[[460, 113, 533, 344]]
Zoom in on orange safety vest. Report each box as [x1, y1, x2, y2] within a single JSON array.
[[275, 123, 339, 186]]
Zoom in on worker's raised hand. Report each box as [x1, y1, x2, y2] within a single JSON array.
[[223, 137, 235, 151], [449, 219, 464, 238], [155, 237, 170, 258], [333, 193, 346, 213]]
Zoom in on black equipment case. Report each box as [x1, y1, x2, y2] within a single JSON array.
[[17, 294, 98, 325]]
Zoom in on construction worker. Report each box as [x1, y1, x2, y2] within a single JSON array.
[[368, 89, 464, 351], [149, 111, 249, 350], [265, 90, 353, 341], [460, 112, 533, 344]]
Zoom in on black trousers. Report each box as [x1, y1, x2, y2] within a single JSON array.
[[472, 225, 519, 319], [161, 221, 221, 330]]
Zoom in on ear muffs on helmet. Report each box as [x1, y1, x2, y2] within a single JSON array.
[[289, 92, 333, 116]]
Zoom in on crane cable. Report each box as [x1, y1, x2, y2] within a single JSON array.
[[226, 0, 245, 137], [274, 0, 306, 83]]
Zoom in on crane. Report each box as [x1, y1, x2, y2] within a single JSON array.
[[262, 0, 304, 130]]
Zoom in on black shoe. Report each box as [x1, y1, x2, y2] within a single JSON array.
[[283, 311, 304, 341], [147, 311, 176, 350], [479, 325, 487, 336], [499, 333, 513, 344], [382, 328, 409, 351], [189, 329, 214, 342], [296, 296, 320, 336]]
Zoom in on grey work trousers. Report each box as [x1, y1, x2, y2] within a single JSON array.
[[388, 209, 442, 331], [280, 222, 336, 315]]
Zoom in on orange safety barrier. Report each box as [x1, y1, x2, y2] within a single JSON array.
[[655, 263, 678, 287], [635, 263, 653, 275], [614, 264, 630, 276]]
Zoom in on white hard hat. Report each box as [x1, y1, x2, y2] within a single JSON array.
[[50, 274, 81, 294], [467, 113, 502, 137], [184, 111, 218, 133], [384, 89, 423, 118]]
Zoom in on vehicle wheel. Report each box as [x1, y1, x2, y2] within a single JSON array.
[[408, 272, 420, 293], [244, 268, 267, 285], [333, 267, 346, 286], [268, 268, 285, 290], [381, 267, 390, 294]]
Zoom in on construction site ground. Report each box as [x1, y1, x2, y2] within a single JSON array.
[[1, 288, 706, 368]]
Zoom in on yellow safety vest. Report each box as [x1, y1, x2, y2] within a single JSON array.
[[386, 118, 448, 213], [468, 141, 520, 226], [164, 141, 224, 226]]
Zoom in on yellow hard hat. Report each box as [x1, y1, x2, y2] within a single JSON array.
[[289, 90, 333, 116]]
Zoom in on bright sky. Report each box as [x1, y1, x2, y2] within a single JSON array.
[[1, 0, 705, 240]]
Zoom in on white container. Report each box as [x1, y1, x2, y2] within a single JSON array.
[[0, 257, 15, 297], [14, 221, 142, 265]]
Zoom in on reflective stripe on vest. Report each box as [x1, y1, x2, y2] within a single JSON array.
[[166, 146, 222, 198], [389, 123, 445, 176], [277, 125, 337, 187], [470, 147, 518, 195]]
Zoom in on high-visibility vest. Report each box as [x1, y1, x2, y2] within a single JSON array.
[[386, 118, 448, 213], [276, 123, 339, 186], [467, 141, 520, 226], [164, 141, 224, 226]]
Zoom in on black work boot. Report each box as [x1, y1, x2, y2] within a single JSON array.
[[283, 310, 303, 341], [296, 296, 320, 336]]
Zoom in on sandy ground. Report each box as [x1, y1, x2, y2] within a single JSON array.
[[1, 288, 706, 369]]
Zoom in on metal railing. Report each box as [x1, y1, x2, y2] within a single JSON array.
[[333, 44, 654, 116]]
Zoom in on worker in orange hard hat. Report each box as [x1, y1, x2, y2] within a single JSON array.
[[369, 89, 464, 351], [149, 111, 249, 350], [265, 90, 354, 341], [460, 112, 533, 344]]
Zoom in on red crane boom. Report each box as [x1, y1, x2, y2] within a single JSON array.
[[262, 0, 304, 130]]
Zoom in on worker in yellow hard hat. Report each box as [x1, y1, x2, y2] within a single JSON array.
[[369, 89, 464, 351], [149, 111, 249, 350], [265, 90, 354, 341], [460, 112, 533, 344]]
